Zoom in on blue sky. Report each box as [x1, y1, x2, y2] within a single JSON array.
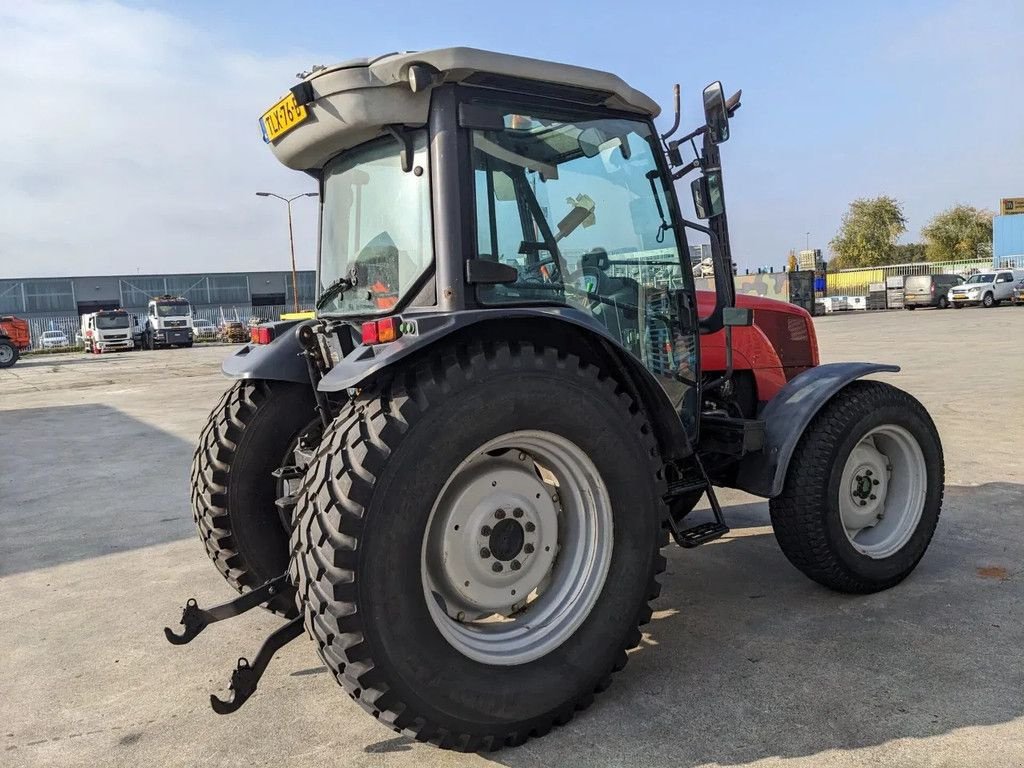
[[3, 0, 1021, 276]]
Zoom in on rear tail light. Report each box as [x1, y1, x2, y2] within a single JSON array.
[[249, 327, 258, 343], [361, 316, 401, 345], [256, 326, 274, 345], [930, 283, 935, 294]]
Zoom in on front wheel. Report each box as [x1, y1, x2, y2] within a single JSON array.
[[291, 341, 667, 750], [983, 293, 995, 308], [769, 380, 943, 594], [938, 296, 949, 309]]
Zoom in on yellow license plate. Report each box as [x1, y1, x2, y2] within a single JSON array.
[[260, 93, 308, 143]]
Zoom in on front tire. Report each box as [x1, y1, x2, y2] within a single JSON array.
[[291, 341, 667, 751], [937, 296, 949, 309], [983, 292, 995, 308], [190, 380, 317, 615], [769, 380, 943, 594]]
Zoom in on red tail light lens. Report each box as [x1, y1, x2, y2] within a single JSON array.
[[361, 321, 379, 345], [255, 326, 274, 345], [361, 316, 403, 345]]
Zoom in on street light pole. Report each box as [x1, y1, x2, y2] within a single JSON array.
[[256, 191, 318, 313]]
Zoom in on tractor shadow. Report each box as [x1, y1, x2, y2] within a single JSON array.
[[0, 403, 195, 576], [480, 482, 1024, 767]]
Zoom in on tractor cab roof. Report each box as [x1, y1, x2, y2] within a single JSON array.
[[264, 47, 660, 171]]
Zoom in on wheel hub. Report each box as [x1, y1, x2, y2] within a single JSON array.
[[838, 425, 926, 559], [429, 453, 558, 615], [488, 517, 525, 561]]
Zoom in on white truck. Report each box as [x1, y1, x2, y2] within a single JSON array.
[[948, 269, 1024, 308], [144, 295, 194, 349], [81, 309, 135, 354]]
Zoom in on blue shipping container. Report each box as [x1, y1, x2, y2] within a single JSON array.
[[993, 215, 1024, 262]]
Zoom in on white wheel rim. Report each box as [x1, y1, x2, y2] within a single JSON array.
[[421, 430, 612, 666], [838, 424, 926, 559], [0, 346, 12, 363]]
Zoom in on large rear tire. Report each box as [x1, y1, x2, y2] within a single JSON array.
[[769, 381, 943, 594], [291, 341, 667, 751], [190, 379, 317, 615]]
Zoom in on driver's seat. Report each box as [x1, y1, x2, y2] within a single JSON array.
[[578, 248, 639, 345]]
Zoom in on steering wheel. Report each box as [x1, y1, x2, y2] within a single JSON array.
[[521, 256, 560, 283]]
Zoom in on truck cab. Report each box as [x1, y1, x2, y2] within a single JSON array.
[[81, 309, 135, 354], [145, 295, 194, 349]]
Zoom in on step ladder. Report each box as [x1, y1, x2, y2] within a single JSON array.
[[664, 455, 730, 548]]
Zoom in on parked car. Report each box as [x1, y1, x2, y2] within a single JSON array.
[[220, 320, 248, 343], [40, 330, 69, 349], [1012, 276, 1024, 306], [903, 274, 963, 309], [948, 269, 1024, 308], [192, 318, 217, 339]]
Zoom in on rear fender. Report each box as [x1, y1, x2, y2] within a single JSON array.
[[732, 362, 900, 498], [221, 320, 308, 383], [318, 307, 694, 461]]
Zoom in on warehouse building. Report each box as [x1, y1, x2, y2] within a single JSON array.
[[0, 270, 317, 319]]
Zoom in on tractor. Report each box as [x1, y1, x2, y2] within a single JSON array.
[[0, 315, 31, 368], [170, 48, 944, 751]]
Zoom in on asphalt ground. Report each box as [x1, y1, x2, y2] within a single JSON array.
[[2, 305, 1022, 767]]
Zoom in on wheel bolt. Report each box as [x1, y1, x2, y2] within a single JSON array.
[[524, 543, 534, 554], [495, 509, 506, 519], [511, 560, 521, 571], [872, 479, 880, 486], [481, 525, 492, 536], [513, 508, 523, 518], [492, 562, 503, 573], [869, 494, 876, 500], [525, 522, 536, 533], [865, 469, 873, 476], [480, 547, 491, 559], [518, 452, 527, 461], [859, 500, 867, 506]]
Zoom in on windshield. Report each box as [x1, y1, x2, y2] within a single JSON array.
[[964, 274, 994, 284], [96, 314, 130, 330], [318, 133, 432, 315], [156, 303, 189, 316]]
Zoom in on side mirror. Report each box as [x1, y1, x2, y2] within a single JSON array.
[[702, 81, 730, 144], [723, 306, 753, 327], [690, 171, 724, 219]]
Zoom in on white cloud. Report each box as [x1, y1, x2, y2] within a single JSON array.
[[0, 1, 322, 277]]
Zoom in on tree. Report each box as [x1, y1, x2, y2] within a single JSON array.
[[921, 205, 993, 263], [893, 242, 927, 263], [829, 196, 908, 268]]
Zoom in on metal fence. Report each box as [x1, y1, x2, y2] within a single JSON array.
[[18, 304, 313, 352], [825, 258, 995, 298]]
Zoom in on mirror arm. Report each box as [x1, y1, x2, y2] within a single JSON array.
[[680, 218, 730, 335], [672, 157, 702, 180]]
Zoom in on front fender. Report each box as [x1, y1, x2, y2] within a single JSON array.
[[221, 320, 309, 384], [733, 362, 900, 498]]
